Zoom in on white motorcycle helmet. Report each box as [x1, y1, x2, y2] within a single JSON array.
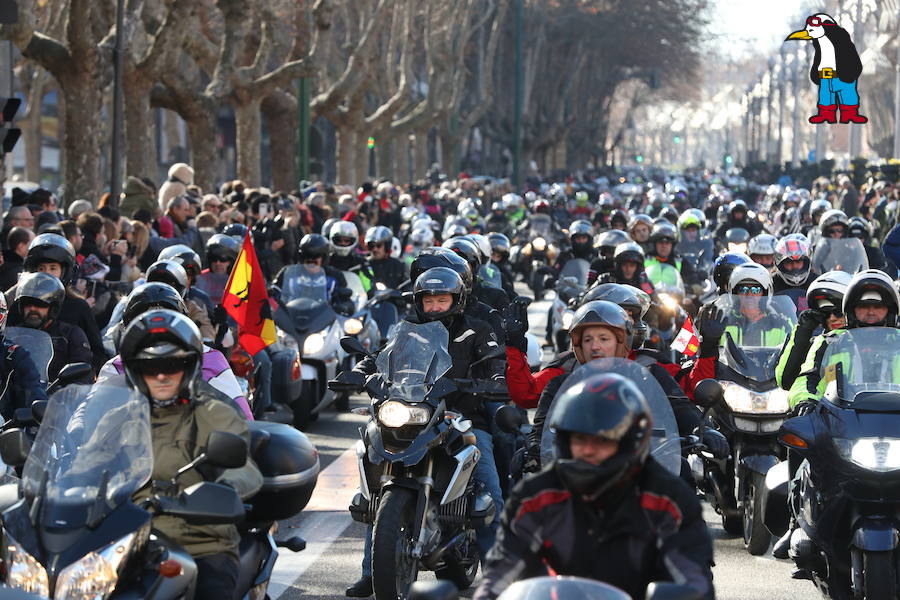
[[391, 237, 402, 259], [329, 221, 359, 256], [728, 263, 774, 296]]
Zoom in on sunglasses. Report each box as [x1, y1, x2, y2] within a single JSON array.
[[367, 242, 386, 250], [735, 284, 764, 295], [136, 358, 186, 376], [826, 227, 844, 235], [806, 16, 834, 27], [210, 256, 231, 263]]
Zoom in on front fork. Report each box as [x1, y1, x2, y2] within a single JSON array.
[[411, 457, 434, 559]]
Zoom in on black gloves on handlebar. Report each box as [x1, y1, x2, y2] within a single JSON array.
[[503, 297, 532, 353], [328, 370, 366, 393], [797, 309, 826, 332], [696, 427, 730, 460], [792, 400, 817, 417], [522, 443, 542, 474], [696, 305, 726, 358]]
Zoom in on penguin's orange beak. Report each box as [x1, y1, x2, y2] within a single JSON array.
[[786, 29, 812, 40]]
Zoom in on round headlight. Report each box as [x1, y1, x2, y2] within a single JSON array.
[[377, 400, 431, 428], [532, 237, 547, 252], [344, 318, 364, 335], [659, 293, 679, 311], [303, 333, 325, 355], [375, 282, 387, 291]]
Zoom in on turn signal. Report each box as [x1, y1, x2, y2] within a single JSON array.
[[159, 559, 183, 578], [781, 433, 808, 449], [291, 357, 301, 381]]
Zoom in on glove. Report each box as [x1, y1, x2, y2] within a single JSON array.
[[696, 306, 726, 357], [522, 443, 542, 473], [503, 297, 531, 353], [697, 427, 730, 460], [792, 400, 817, 417], [212, 304, 228, 326], [797, 309, 826, 332], [328, 370, 366, 393]]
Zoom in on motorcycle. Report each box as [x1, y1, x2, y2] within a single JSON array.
[[515, 215, 560, 298], [334, 270, 384, 412], [688, 294, 797, 555], [0, 381, 319, 599], [764, 327, 900, 599], [645, 263, 687, 359], [677, 236, 717, 308], [547, 258, 590, 356], [5, 326, 54, 386], [406, 576, 702, 600], [335, 321, 504, 599], [273, 263, 352, 429]]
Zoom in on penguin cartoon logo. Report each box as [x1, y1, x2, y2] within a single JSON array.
[[785, 13, 867, 125]]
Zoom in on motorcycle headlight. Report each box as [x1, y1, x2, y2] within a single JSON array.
[[378, 400, 431, 428], [4, 533, 49, 597], [375, 282, 387, 291], [303, 332, 325, 355], [344, 318, 364, 335], [834, 437, 900, 472], [728, 242, 748, 254], [658, 293, 679, 312], [54, 525, 149, 600], [721, 382, 790, 414], [277, 328, 299, 354], [561, 310, 574, 330], [532, 237, 547, 252]]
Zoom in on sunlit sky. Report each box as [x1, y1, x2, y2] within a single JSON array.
[[710, 0, 812, 59]]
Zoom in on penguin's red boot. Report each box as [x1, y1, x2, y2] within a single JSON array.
[[839, 105, 868, 124], [808, 104, 837, 124]]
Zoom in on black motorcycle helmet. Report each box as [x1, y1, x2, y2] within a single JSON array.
[[158, 244, 202, 283], [297, 233, 331, 264], [146, 259, 189, 298], [442, 237, 481, 278], [659, 206, 679, 225], [848, 216, 871, 241], [728, 199, 748, 220], [582, 283, 650, 348], [413, 267, 467, 325], [222, 223, 249, 241], [24, 233, 77, 285], [568, 300, 633, 362], [120, 309, 203, 402], [410, 247, 473, 293], [16, 271, 66, 326], [819, 209, 849, 237], [609, 209, 628, 230], [595, 229, 631, 261], [123, 282, 188, 327], [712, 252, 751, 294], [568, 220, 594, 257], [487, 232, 511, 261], [206, 233, 241, 267], [649, 222, 677, 245], [843, 269, 900, 328], [551, 372, 652, 502]]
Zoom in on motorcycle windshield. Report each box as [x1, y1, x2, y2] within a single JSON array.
[[559, 258, 589, 288], [713, 295, 797, 370], [811, 238, 869, 274], [677, 237, 715, 261], [529, 214, 552, 238], [820, 328, 900, 409], [281, 264, 330, 306], [479, 263, 504, 290], [4, 326, 52, 384], [22, 383, 152, 528], [646, 262, 685, 297], [343, 270, 367, 313], [375, 321, 452, 402], [497, 576, 631, 600], [540, 358, 680, 475]]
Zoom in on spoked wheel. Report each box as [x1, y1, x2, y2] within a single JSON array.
[[435, 530, 480, 590], [372, 488, 420, 599], [742, 472, 772, 555]]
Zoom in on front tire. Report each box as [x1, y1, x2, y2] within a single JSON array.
[[292, 380, 317, 430], [863, 551, 896, 599], [742, 471, 771, 555], [372, 488, 420, 599]]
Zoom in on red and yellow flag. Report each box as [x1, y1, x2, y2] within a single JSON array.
[[670, 316, 700, 357], [222, 232, 276, 355]]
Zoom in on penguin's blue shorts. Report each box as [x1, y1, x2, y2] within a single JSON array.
[[818, 77, 860, 105]]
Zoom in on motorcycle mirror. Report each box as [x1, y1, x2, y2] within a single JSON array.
[[646, 582, 703, 600], [408, 580, 458, 600], [495, 405, 526, 434], [340, 336, 369, 357], [693, 379, 724, 410], [156, 481, 245, 525], [30, 400, 47, 424], [13, 407, 33, 425], [48, 362, 92, 394], [205, 431, 248, 469], [0, 429, 30, 468]]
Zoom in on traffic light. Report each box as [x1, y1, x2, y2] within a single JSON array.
[[635, 154, 644, 163], [0, 98, 21, 154], [367, 136, 375, 150], [724, 154, 734, 165], [673, 136, 681, 145]]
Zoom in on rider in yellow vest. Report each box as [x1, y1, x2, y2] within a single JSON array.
[[720, 263, 793, 348]]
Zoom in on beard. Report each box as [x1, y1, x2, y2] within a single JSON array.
[[23, 311, 46, 328]]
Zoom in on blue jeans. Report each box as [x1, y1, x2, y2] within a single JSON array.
[[818, 77, 860, 106], [360, 427, 504, 576], [252, 350, 272, 416]]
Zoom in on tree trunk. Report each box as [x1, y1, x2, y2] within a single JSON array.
[[354, 128, 369, 184], [61, 77, 103, 203], [23, 85, 43, 183], [441, 131, 460, 178], [234, 96, 262, 185], [185, 111, 218, 193], [413, 128, 429, 182], [261, 91, 298, 192], [336, 125, 355, 186], [123, 74, 158, 180], [376, 134, 395, 181]]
